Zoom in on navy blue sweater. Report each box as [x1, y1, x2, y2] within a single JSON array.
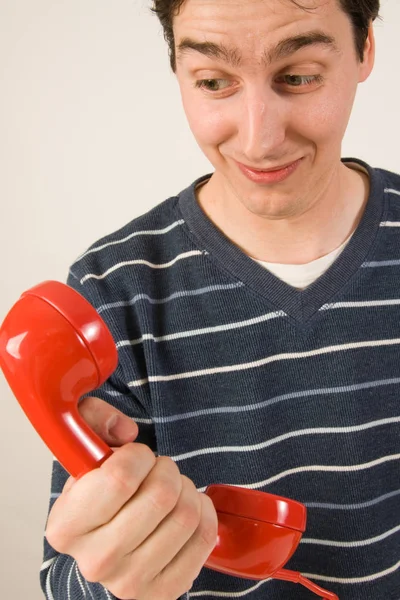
[[41, 157, 400, 600]]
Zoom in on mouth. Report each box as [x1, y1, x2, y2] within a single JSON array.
[[237, 159, 302, 172], [234, 158, 304, 184]]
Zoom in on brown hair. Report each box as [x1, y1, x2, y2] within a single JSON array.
[[150, 0, 381, 72]]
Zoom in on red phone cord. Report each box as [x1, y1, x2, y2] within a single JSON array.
[[274, 569, 339, 600]]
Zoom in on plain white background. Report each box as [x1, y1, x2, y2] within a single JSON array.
[[0, 1, 398, 597]]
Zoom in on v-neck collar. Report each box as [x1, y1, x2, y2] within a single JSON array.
[[177, 157, 385, 323]]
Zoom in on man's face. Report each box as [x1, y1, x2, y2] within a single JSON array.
[[173, 0, 374, 219]]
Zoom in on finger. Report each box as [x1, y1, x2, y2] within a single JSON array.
[[124, 475, 203, 581], [46, 443, 156, 546], [62, 475, 76, 495], [100, 489, 217, 600], [153, 493, 218, 591], [78, 396, 138, 446], [72, 456, 184, 570]]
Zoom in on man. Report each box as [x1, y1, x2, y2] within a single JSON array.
[[41, 1, 400, 599]]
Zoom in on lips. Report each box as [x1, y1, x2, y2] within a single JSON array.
[[238, 159, 300, 172], [235, 157, 303, 184]]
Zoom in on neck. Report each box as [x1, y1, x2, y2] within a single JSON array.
[[196, 161, 370, 265]]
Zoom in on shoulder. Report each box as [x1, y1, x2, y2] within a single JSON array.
[[66, 179, 203, 304], [77, 194, 180, 260], [69, 193, 182, 273], [375, 164, 400, 189], [375, 165, 400, 219], [346, 157, 400, 216]]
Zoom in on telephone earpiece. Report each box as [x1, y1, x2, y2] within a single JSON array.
[[0, 281, 117, 478], [0, 281, 338, 599]]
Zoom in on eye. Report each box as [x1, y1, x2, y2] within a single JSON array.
[[194, 79, 232, 93], [193, 74, 324, 96], [277, 74, 324, 88]]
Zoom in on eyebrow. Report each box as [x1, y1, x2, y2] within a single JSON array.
[[176, 30, 340, 69]]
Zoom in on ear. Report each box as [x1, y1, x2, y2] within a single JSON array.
[[358, 21, 375, 83]]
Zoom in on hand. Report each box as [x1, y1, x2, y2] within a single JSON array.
[[45, 396, 218, 600]]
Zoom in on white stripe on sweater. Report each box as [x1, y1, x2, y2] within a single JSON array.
[[67, 561, 74, 600], [385, 188, 400, 196], [113, 300, 399, 345], [74, 220, 185, 262], [117, 310, 285, 347], [189, 578, 271, 597], [363, 259, 400, 267], [128, 337, 400, 387], [305, 488, 400, 510], [41, 557, 56, 571], [45, 560, 56, 600], [97, 282, 244, 314], [171, 416, 400, 462], [103, 587, 113, 600], [80, 250, 203, 283], [189, 558, 400, 596], [380, 221, 400, 226], [302, 523, 400, 547], [303, 558, 400, 584], [321, 299, 400, 310], [145, 377, 400, 423], [75, 563, 87, 598], [84, 579, 96, 600], [197, 453, 400, 492]]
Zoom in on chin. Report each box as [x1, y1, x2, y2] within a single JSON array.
[[234, 183, 304, 218]]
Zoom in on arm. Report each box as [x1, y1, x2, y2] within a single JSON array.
[[40, 270, 156, 600], [39, 262, 217, 600]]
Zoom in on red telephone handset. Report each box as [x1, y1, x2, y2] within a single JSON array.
[[0, 281, 338, 599]]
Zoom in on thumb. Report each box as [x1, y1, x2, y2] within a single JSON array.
[[78, 395, 139, 447]]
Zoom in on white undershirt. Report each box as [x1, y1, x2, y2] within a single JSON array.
[[254, 233, 353, 289]]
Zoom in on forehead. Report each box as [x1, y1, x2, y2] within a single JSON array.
[[174, 0, 338, 25], [174, 0, 347, 66]]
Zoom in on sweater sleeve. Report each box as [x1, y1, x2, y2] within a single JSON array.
[[39, 268, 158, 600]]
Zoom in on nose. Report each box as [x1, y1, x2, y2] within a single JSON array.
[[239, 89, 287, 164]]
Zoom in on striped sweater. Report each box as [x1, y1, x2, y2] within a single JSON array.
[[41, 157, 400, 600]]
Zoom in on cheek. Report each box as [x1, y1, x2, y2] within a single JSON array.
[[293, 80, 358, 144], [182, 93, 231, 146]]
